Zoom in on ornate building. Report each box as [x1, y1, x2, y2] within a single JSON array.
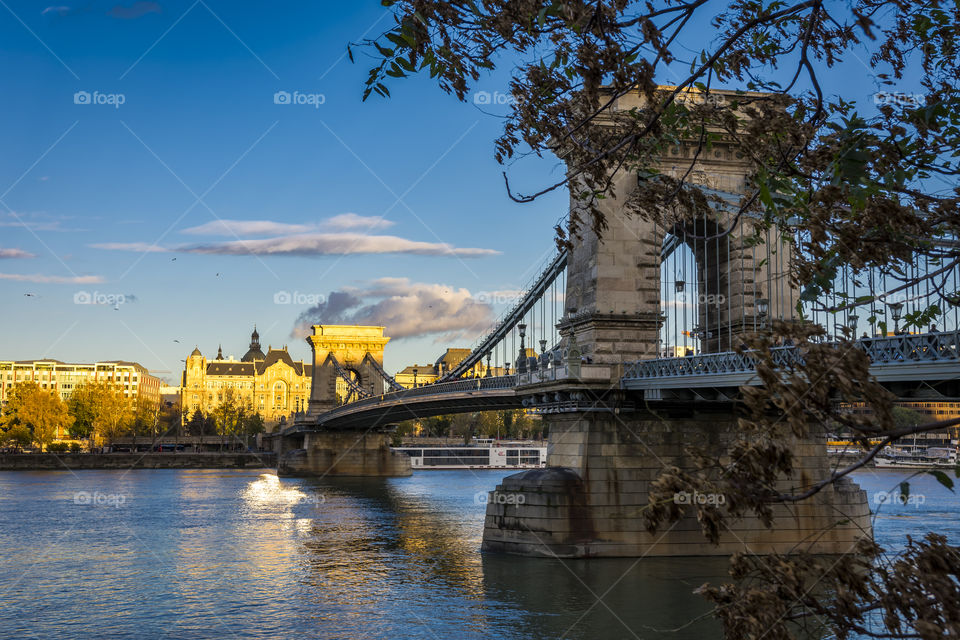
[[180, 327, 312, 431]]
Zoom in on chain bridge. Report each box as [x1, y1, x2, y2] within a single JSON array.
[[275, 88, 960, 558]]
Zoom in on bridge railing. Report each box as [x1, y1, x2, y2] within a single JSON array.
[[623, 330, 960, 380], [322, 375, 518, 415]]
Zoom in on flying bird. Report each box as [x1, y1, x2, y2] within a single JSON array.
[[171, 257, 177, 262], [23, 293, 36, 297], [173, 339, 181, 343]]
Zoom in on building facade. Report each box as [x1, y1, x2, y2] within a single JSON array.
[[180, 327, 312, 431], [0, 359, 162, 407], [394, 348, 508, 388]]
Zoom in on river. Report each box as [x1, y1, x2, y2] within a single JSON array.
[[0, 466, 955, 639]]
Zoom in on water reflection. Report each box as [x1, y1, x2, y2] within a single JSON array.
[[0, 469, 947, 639]]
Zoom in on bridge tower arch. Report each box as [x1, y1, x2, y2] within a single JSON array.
[[560, 90, 799, 365], [305, 325, 390, 415]]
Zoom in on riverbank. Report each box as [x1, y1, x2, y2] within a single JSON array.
[[0, 452, 276, 470]]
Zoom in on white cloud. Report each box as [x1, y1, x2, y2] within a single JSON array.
[[0, 248, 37, 259], [292, 278, 495, 342], [180, 214, 396, 237], [180, 220, 317, 236], [0, 272, 104, 284], [89, 242, 169, 253], [0, 215, 80, 232], [179, 233, 499, 257], [324, 213, 394, 231]]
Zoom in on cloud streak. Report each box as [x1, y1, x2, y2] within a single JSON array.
[[180, 214, 395, 237], [180, 233, 498, 257], [92, 234, 497, 257], [292, 278, 494, 342], [0, 272, 104, 284], [0, 248, 37, 259], [89, 242, 169, 253]]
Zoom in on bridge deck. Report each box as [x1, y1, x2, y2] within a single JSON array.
[[621, 331, 960, 393], [287, 333, 959, 433]]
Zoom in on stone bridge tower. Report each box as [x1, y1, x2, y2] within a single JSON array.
[[305, 325, 390, 415], [482, 88, 869, 558], [560, 88, 799, 365]]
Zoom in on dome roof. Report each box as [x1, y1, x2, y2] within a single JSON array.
[[241, 347, 266, 362], [190, 346, 202, 357]]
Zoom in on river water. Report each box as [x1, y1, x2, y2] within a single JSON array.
[[0, 466, 955, 639]]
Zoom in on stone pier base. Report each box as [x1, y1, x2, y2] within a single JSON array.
[[481, 411, 871, 557], [277, 431, 411, 477]]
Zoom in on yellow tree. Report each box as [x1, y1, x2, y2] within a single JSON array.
[[131, 397, 161, 448], [74, 382, 134, 446], [0, 381, 74, 452], [211, 388, 248, 450]]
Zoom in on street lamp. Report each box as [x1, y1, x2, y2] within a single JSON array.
[[412, 367, 418, 388], [847, 314, 859, 333], [888, 301, 903, 335], [517, 323, 527, 374], [485, 352, 492, 377], [757, 298, 769, 327]]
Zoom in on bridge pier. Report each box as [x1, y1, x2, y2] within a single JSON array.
[[481, 409, 871, 557], [277, 430, 411, 478]]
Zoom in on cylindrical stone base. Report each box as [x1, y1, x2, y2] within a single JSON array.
[[481, 412, 871, 557]]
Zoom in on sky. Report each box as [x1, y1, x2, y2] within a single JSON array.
[[0, 1, 930, 383]]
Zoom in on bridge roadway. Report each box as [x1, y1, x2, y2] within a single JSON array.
[[285, 331, 960, 433]]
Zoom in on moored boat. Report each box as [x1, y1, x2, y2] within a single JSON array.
[[391, 440, 547, 470], [874, 446, 958, 469]]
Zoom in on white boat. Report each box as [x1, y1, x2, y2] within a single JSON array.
[[391, 440, 547, 470], [875, 446, 958, 469]]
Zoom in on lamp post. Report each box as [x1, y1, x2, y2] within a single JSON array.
[[888, 301, 903, 335], [412, 368, 418, 389], [517, 323, 527, 374], [757, 298, 769, 328], [847, 314, 859, 334], [485, 352, 492, 377]]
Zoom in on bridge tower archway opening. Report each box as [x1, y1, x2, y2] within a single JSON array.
[[336, 368, 362, 405], [658, 209, 801, 356]]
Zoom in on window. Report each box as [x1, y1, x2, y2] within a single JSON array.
[[273, 381, 287, 409]]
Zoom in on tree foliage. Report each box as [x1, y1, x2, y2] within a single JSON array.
[[0, 381, 74, 451]]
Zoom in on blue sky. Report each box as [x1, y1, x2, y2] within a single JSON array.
[[0, 1, 929, 382]]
